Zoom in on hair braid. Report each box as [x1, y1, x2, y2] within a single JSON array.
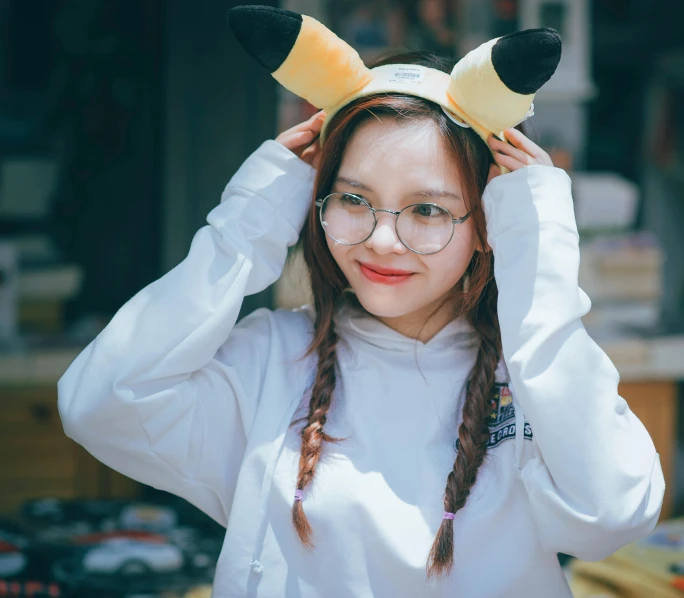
[[426, 274, 501, 579], [291, 311, 347, 549]]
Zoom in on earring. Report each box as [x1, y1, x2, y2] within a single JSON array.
[[461, 273, 471, 294]]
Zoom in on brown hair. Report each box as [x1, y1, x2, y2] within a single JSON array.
[[290, 50, 512, 580]]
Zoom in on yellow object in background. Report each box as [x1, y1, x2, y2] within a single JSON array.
[[569, 518, 684, 597], [183, 587, 212, 598]]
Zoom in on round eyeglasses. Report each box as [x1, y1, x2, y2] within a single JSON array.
[[314, 192, 471, 255]]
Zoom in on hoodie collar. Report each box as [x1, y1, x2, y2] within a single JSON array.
[[334, 297, 477, 354]]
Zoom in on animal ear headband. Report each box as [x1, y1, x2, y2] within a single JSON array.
[[227, 5, 561, 157]]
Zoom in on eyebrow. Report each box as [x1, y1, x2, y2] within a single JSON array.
[[333, 175, 463, 202]]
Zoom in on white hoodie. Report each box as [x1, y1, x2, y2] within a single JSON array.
[[57, 139, 665, 598]]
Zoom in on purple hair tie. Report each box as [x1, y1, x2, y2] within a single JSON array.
[[294, 489, 303, 501], [443, 511, 455, 520]]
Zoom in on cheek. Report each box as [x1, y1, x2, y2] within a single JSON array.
[[425, 228, 476, 285], [451, 220, 477, 249], [325, 236, 352, 270]]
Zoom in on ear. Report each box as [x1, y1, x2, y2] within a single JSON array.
[[445, 28, 561, 141], [228, 5, 373, 112]]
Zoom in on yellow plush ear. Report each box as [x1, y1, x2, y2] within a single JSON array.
[[228, 6, 373, 112], [229, 6, 562, 169], [444, 28, 561, 142]]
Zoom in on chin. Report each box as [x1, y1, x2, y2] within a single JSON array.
[[353, 290, 422, 319]]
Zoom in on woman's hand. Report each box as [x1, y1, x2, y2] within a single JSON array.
[[486, 127, 554, 184], [275, 110, 326, 169]]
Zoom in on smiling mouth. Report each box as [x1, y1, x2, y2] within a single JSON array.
[[358, 262, 416, 285]]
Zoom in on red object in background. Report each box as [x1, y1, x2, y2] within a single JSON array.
[[651, 90, 680, 169], [493, 0, 518, 19], [0, 541, 20, 553], [0, 580, 60, 597], [71, 529, 167, 545]]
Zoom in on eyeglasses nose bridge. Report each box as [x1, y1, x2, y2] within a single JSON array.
[[371, 207, 402, 217], [365, 207, 403, 246], [369, 207, 401, 233], [370, 207, 402, 232]]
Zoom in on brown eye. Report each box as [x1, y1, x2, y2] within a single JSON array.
[[340, 193, 365, 206], [411, 204, 442, 218]]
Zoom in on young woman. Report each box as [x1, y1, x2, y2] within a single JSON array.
[[58, 22, 665, 598]]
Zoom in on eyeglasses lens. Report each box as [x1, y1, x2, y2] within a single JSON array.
[[396, 204, 453, 254], [320, 193, 454, 254], [320, 193, 375, 245]]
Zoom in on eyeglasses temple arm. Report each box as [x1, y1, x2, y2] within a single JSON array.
[[453, 212, 471, 224]]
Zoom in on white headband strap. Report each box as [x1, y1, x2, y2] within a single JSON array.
[[440, 105, 472, 128], [441, 102, 535, 131]]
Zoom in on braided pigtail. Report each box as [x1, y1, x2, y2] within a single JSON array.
[[426, 273, 501, 579], [289, 271, 350, 548]]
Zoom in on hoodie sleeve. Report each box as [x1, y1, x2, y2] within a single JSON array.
[[57, 139, 316, 527], [482, 165, 665, 561]]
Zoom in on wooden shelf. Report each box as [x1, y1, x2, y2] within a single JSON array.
[[0, 385, 140, 515]]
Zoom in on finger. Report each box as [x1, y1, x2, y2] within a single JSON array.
[[281, 129, 317, 149], [306, 110, 326, 126], [309, 115, 325, 134], [310, 138, 322, 166], [488, 135, 536, 166], [491, 150, 526, 172], [301, 138, 321, 167], [301, 136, 319, 157], [281, 111, 324, 139], [502, 128, 549, 162]]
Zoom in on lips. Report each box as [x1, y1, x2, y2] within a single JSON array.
[[358, 262, 415, 285], [358, 262, 414, 276]]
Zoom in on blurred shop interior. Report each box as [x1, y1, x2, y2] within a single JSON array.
[[0, 0, 683, 596]]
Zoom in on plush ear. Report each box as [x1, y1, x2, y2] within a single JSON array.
[[228, 5, 373, 112], [446, 28, 561, 140]]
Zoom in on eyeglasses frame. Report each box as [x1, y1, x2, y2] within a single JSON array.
[[314, 192, 471, 255]]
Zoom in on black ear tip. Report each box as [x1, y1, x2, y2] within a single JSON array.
[[535, 27, 562, 58], [227, 5, 298, 33], [535, 27, 561, 40], [227, 6, 244, 21], [227, 6, 246, 34], [543, 27, 562, 43], [491, 27, 562, 95], [227, 5, 303, 73], [228, 4, 290, 27], [227, 5, 260, 28]]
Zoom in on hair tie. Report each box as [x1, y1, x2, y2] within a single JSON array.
[[294, 489, 303, 501], [443, 511, 455, 520]]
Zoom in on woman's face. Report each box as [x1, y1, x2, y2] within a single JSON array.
[[325, 117, 478, 332]]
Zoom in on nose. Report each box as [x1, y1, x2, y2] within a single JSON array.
[[364, 211, 407, 255]]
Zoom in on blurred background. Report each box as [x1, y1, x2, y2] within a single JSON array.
[[0, 0, 682, 596]]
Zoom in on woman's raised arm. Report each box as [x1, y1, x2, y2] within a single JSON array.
[[483, 163, 665, 561], [57, 138, 316, 527]]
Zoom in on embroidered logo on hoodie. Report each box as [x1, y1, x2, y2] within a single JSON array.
[[454, 383, 533, 452]]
